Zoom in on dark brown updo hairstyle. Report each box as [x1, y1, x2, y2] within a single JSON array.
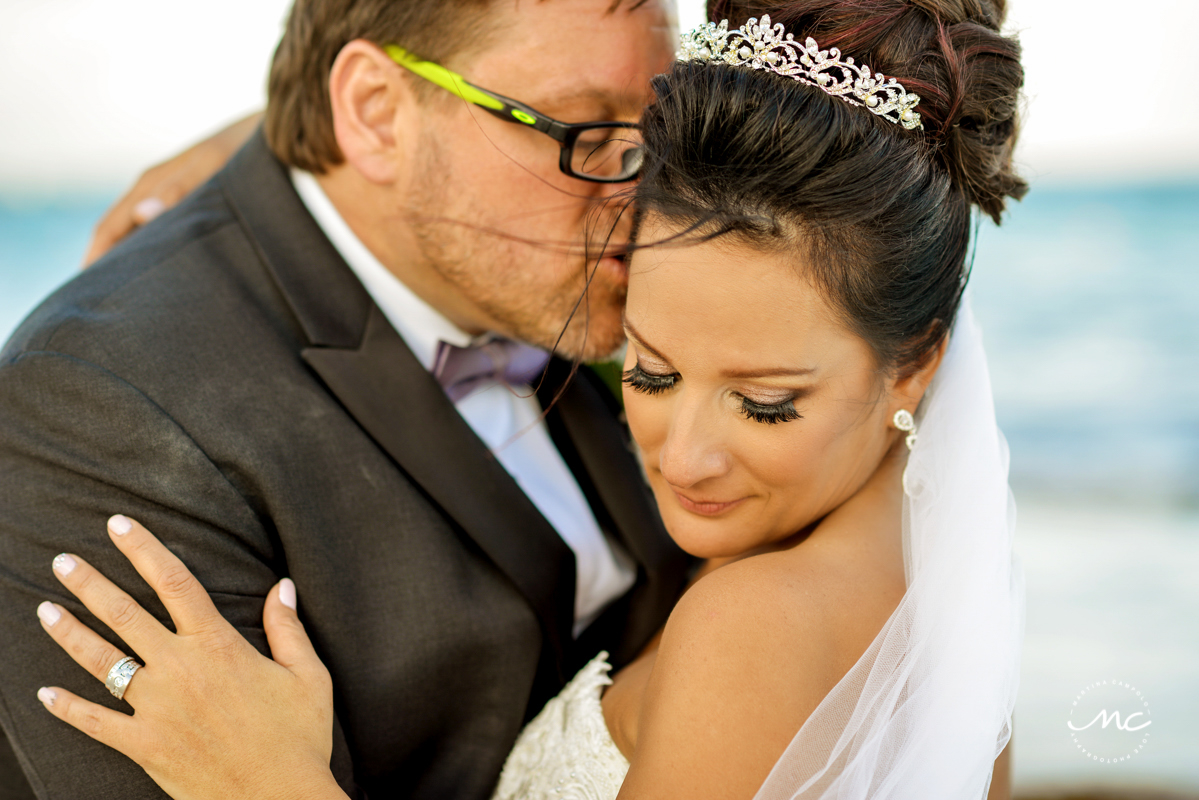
[[634, 0, 1027, 373]]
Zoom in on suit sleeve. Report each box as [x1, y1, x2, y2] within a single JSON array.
[[0, 350, 359, 799]]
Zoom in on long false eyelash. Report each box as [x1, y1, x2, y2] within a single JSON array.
[[621, 364, 678, 395], [740, 397, 803, 425], [623, 364, 802, 425]]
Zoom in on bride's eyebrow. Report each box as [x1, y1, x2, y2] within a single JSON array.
[[624, 315, 816, 380], [721, 365, 817, 379], [621, 316, 672, 363]]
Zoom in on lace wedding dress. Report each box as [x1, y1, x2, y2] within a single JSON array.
[[491, 652, 628, 800]]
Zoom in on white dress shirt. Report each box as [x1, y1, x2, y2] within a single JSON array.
[[291, 170, 636, 635]]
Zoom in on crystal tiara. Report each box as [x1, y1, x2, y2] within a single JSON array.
[[678, 16, 924, 131]]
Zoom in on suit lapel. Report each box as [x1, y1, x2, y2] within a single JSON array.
[[302, 309, 576, 667], [219, 132, 576, 672]]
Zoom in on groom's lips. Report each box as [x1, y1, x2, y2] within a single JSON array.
[[671, 490, 748, 517], [596, 245, 631, 283]]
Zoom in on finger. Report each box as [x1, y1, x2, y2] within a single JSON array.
[[36, 685, 141, 757], [83, 200, 139, 266], [132, 176, 193, 225], [81, 166, 175, 266], [154, 175, 193, 207], [51, 551, 170, 657], [36, 601, 138, 691], [263, 580, 326, 684], [106, 515, 223, 636], [131, 197, 167, 226]]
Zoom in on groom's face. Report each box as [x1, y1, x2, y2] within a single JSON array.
[[403, 0, 675, 359]]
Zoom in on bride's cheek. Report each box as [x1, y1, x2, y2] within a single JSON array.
[[624, 394, 667, 465], [748, 421, 832, 507]]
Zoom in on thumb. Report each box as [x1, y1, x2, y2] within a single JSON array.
[[263, 579, 323, 678]]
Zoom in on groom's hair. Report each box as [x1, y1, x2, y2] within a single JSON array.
[[265, 0, 642, 173]]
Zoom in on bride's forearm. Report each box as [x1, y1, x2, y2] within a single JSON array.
[[291, 774, 352, 800], [986, 742, 1011, 800], [200, 771, 350, 800]]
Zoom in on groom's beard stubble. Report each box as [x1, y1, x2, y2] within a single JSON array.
[[405, 133, 630, 362]]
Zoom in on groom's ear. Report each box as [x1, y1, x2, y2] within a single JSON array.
[[327, 39, 418, 185]]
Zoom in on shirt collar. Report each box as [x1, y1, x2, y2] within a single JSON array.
[[289, 169, 474, 371]]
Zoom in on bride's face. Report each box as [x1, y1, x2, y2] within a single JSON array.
[[623, 220, 900, 559]]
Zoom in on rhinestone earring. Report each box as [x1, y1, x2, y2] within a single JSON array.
[[893, 409, 918, 451]]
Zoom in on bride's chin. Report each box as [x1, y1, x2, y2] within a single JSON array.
[[646, 479, 773, 558], [660, 512, 762, 561]]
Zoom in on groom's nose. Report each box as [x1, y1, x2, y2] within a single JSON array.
[[657, 397, 733, 489]]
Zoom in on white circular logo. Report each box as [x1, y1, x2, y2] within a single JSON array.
[[1067, 680, 1152, 763]]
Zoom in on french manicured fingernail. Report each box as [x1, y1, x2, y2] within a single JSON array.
[[133, 197, 166, 223], [108, 515, 133, 536], [279, 578, 297, 611], [37, 602, 61, 627], [52, 554, 76, 577], [37, 687, 57, 708]]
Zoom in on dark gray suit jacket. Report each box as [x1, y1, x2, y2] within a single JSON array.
[[0, 132, 689, 800]]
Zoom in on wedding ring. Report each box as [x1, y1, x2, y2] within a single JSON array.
[[104, 656, 142, 701]]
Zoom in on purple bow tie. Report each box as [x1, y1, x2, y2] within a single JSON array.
[[433, 337, 551, 403]]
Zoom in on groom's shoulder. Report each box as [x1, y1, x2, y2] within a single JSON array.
[[1, 178, 297, 374]]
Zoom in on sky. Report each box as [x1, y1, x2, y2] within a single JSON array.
[[1, 0, 1196, 192]]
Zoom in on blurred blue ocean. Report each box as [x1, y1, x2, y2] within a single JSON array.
[[3, 184, 1197, 507], [971, 184, 1199, 509]]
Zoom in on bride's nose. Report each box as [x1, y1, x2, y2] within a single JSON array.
[[658, 397, 733, 489]]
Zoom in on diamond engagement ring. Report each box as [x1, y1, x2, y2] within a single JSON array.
[[105, 656, 142, 701]]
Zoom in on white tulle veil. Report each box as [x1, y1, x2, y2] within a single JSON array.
[[754, 298, 1025, 799]]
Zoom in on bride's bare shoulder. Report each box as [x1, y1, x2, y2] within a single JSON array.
[[668, 535, 903, 683], [655, 546, 885, 703], [615, 547, 903, 799]]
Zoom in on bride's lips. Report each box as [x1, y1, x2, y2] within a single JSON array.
[[671, 490, 748, 517]]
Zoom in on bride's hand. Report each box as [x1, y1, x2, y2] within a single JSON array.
[[35, 515, 346, 800], [83, 112, 261, 266]]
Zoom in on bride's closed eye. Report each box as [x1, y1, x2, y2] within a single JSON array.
[[739, 397, 802, 425], [622, 363, 677, 395], [622, 364, 803, 425]]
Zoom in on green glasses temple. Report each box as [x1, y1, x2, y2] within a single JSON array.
[[384, 44, 642, 183], [386, 44, 598, 139], [385, 46, 518, 114]]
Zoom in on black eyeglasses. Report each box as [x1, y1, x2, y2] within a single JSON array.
[[385, 45, 644, 183]]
